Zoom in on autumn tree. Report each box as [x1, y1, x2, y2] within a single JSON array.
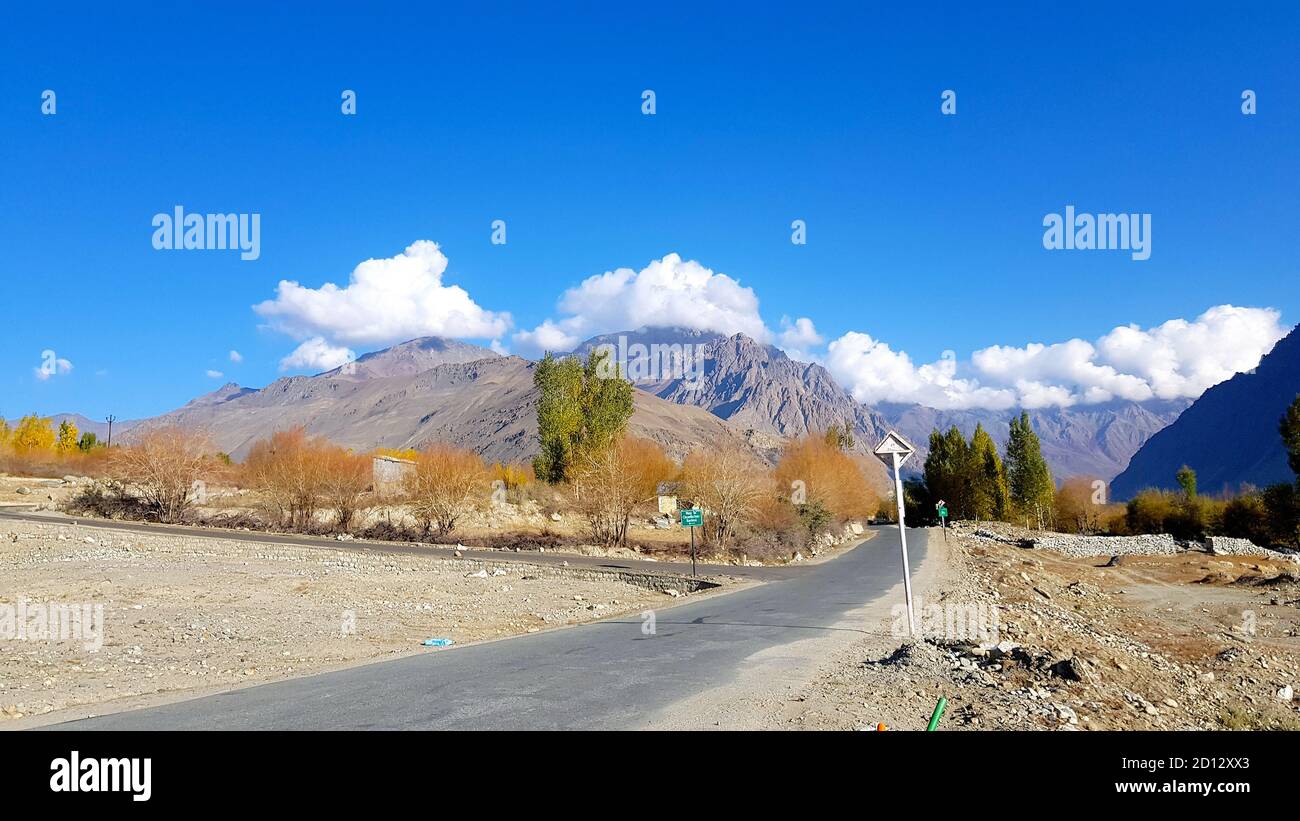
[[679, 445, 767, 551], [1055, 477, 1105, 534], [571, 436, 674, 547], [1005, 413, 1054, 528], [533, 348, 634, 483], [10, 415, 55, 452], [405, 445, 488, 538], [244, 428, 326, 530], [823, 421, 856, 452], [318, 447, 371, 532], [774, 435, 877, 536], [110, 426, 213, 523], [56, 420, 80, 455]]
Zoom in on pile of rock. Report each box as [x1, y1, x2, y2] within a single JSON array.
[[1204, 535, 1299, 563], [1027, 532, 1184, 558]]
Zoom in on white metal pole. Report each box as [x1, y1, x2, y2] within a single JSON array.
[[893, 451, 916, 637]]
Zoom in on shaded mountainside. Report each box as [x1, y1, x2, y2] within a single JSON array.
[[131, 353, 746, 464], [1111, 325, 1300, 499]]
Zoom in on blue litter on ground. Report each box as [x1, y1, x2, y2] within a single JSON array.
[[422, 638, 454, 647]]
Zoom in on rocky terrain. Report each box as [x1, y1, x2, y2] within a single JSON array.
[[0, 519, 703, 726], [767, 525, 1300, 731]]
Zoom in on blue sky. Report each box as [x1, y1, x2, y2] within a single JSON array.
[[2, 2, 1297, 420]]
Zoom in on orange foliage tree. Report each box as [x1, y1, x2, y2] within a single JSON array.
[[405, 444, 488, 538]]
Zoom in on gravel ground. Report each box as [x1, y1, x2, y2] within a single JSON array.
[[763, 525, 1300, 731], [0, 519, 690, 724]]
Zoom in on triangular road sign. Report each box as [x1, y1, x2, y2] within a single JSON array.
[[873, 431, 916, 466]]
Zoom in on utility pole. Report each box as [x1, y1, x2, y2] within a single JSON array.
[[105, 414, 116, 447]]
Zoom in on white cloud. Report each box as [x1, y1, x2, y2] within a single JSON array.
[[228, 350, 243, 363], [255, 241, 511, 347], [827, 305, 1288, 410], [279, 337, 357, 373], [777, 316, 824, 362], [826, 333, 1016, 409], [513, 253, 771, 355], [33, 353, 73, 382], [205, 369, 225, 379]]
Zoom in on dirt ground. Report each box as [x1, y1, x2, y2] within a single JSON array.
[[0, 518, 698, 726], [766, 526, 1300, 731]]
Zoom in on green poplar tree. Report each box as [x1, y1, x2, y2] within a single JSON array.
[[532, 348, 634, 483], [1005, 412, 1054, 528]]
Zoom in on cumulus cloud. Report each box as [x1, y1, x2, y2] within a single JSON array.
[[228, 350, 243, 363], [777, 316, 824, 362], [827, 305, 1288, 410], [279, 337, 356, 373], [205, 369, 224, 379], [255, 241, 511, 347], [513, 253, 771, 355], [826, 333, 1016, 409]]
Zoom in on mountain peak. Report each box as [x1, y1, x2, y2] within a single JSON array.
[[324, 336, 500, 380]]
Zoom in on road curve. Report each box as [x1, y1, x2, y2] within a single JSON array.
[[44, 526, 929, 730]]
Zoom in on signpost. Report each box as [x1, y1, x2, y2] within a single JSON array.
[[936, 500, 948, 526], [680, 507, 703, 576], [874, 431, 917, 637]]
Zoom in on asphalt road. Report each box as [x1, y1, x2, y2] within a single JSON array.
[[45, 525, 928, 730]]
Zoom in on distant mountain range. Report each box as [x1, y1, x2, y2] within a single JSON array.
[[1111, 324, 1300, 499], [575, 327, 1188, 481], [72, 325, 1218, 482], [126, 346, 741, 464]]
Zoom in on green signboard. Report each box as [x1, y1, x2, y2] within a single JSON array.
[[938, 506, 948, 519], [680, 508, 703, 527]]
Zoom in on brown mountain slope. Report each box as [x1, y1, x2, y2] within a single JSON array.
[[132, 355, 747, 464]]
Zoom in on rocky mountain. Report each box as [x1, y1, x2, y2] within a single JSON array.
[[1111, 325, 1300, 499], [882, 399, 1192, 482], [575, 328, 891, 446], [322, 336, 499, 380], [48, 413, 140, 442], [104, 326, 1205, 483], [575, 327, 1185, 482], [130, 351, 745, 464]]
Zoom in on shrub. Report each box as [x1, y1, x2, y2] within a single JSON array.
[[679, 446, 767, 550], [406, 445, 488, 538], [109, 426, 213, 523], [774, 435, 877, 523], [570, 436, 674, 548]]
